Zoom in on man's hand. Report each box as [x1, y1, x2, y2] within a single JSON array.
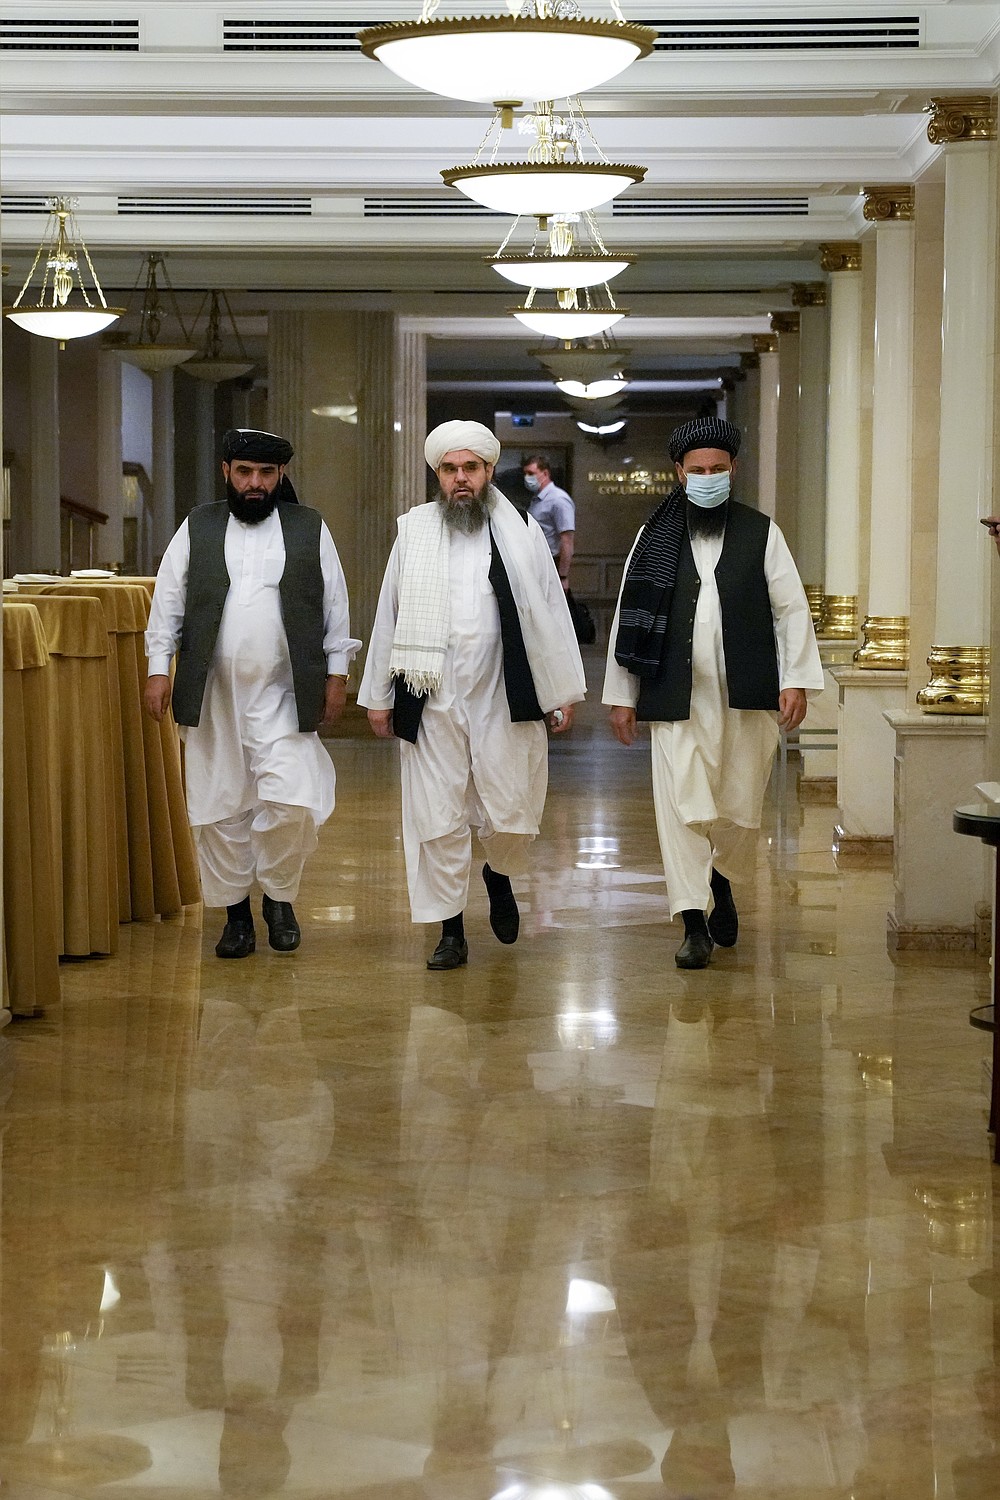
[[144, 674, 172, 723], [368, 708, 395, 740], [549, 704, 574, 734], [609, 706, 637, 746], [319, 675, 348, 730], [778, 688, 807, 733]]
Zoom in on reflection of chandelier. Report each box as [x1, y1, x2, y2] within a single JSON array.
[[181, 290, 254, 383], [359, 3, 654, 108], [488, 208, 634, 289], [442, 98, 644, 216], [3, 197, 123, 343], [114, 253, 198, 372]]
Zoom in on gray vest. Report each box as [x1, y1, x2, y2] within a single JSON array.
[[172, 501, 328, 732]]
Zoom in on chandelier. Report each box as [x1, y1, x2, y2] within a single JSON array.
[[442, 98, 644, 216], [487, 209, 633, 289], [2, 197, 123, 343], [181, 290, 254, 383], [114, 253, 198, 372], [557, 375, 628, 398], [531, 335, 630, 385], [359, 3, 655, 109]]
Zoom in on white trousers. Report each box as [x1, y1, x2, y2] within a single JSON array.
[[404, 822, 533, 925], [194, 802, 318, 908], [651, 734, 761, 918]]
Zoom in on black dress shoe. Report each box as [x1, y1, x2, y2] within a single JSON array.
[[675, 930, 714, 970], [427, 935, 469, 971], [215, 920, 256, 959], [708, 871, 739, 947], [262, 894, 301, 952], [482, 863, 519, 944]]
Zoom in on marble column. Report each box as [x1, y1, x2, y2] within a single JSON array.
[[97, 348, 124, 569], [394, 322, 427, 513], [817, 242, 864, 642], [916, 96, 998, 714], [770, 310, 800, 556], [150, 369, 176, 569], [737, 351, 760, 510], [29, 338, 61, 572], [267, 310, 306, 467], [790, 283, 829, 604], [831, 191, 916, 861], [190, 380, 216, 513], [754, 334, 779, 521], [357, 310, 398, 659]]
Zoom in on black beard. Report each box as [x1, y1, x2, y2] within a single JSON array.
[[438, 483, 493, 535], [686, 497, 729, 540], [226, 480, 279, 525]]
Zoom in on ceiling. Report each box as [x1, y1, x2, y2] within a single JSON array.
[[3, 1, 999, 389]]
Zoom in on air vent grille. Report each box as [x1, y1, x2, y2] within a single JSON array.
[[223, 18, 383, 51], [0, 17, 139, 51], [364, 197, 504, 219], [0, 195, 54, 213], [117, 195, 312, 217], [649, 15, 920, 51], [613, 197, 811, 218]]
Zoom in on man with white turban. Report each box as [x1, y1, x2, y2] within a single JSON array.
[[359, 419, 586, 969], [604, 415, 823, 970]]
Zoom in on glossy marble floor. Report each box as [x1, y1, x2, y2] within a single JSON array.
[[1, 690, 998, 1500]]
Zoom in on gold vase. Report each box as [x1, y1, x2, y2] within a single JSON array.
[[817, 594, 858, 640], [853, 614, 910, 670], [803, 584, 825, 627], [915, 645, 990, 714]]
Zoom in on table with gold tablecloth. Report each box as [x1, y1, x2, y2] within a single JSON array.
[[21, 594, 119, 957], [2, 602, 61, 1015], [17, 581, 200, 920]]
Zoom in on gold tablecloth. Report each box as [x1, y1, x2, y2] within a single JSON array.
[[3, 603, 61, 1015], [21, 594, 118, 957], [17, 582, 200, 920]]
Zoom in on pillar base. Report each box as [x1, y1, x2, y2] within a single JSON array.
[[832, 667, 908, 843], [915, 645, 990, 714], [803, 584, 825, 628], [817, 593, 858, 640], [853, 614, 909, 670]]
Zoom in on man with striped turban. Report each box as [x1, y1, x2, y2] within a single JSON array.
[[603, 415, 822, 969], [359, 419, 586, 970]]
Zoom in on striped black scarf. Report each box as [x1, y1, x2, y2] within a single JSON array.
[[613, 484, 687, 678]]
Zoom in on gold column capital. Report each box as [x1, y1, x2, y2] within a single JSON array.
[[770, 311, 800, 336], [925, 95, 997, 144], [739, 351, 759, 373], [791, 281, 828, 308], [818, 241, 862, 273], [862, 185, 915, 221], [752, 333, 778, 355]]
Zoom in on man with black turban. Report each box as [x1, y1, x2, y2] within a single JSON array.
[[144, 428, 360, 959], [603, 415, 822, 969]]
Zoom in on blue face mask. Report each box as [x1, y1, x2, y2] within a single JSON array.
[[685, 471, 731, 509], [524, 473, 542, 494]]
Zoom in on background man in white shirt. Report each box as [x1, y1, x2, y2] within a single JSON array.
[[522, 453, 576, 592]]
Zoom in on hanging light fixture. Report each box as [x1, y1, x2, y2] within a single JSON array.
[[487, 209, 634, 289], [113, 253, 198, 372], [531, 335, 630, 386], [358, 3, 654, 109], [512, 278, 626, 338], [442, 98, 644, 216], [181, 290, 254, 383], [3, 197, 124, 343], [556, 375, 629, 399], [577, 417, 627, 435]]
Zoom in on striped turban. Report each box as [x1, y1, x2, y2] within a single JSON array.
[[668, 416, 742, 464]]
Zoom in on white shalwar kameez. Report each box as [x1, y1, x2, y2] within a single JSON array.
[[146, 508, 360, 907], [604, 519, 823, 917], [360, 514, 581, 924]]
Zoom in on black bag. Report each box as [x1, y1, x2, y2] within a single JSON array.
[[566, 589, 597, 646]]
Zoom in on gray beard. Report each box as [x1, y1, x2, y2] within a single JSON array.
[[686, 497, 729, 541], [439, 484, 494, 535]]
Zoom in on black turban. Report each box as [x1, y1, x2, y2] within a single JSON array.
[[222, 428, 294, 467], [668, 416, 742, 465]]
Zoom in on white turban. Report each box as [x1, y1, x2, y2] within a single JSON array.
[[424, 419, 501, 472]]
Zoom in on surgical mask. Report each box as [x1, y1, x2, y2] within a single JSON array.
[[524, 473, 542, 493], [684, 471, 731, 508]]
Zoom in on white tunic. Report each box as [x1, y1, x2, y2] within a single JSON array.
[[603, 518, 824, 827], [146, 507, 360, 827]]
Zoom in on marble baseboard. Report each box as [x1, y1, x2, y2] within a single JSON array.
[[0, 1008, 10, 1029], [833, 826, 893, 868], [886, 910, 978, 953], [800, 775, 838, 805]]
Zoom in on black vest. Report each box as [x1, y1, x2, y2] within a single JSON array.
[[392, 521, 544, 744], [635, 501, 780, 723], [172, 501, 328, 732]]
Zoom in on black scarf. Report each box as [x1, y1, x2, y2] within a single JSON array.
[[613, 484, 686, 678]]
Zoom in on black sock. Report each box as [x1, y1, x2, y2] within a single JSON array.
[[227, 896, 252, 924], [442, 912, 465, 941], [681, 908, 709, 936]]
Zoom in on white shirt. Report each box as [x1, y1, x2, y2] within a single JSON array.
[[528, 479, 576, 557]]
